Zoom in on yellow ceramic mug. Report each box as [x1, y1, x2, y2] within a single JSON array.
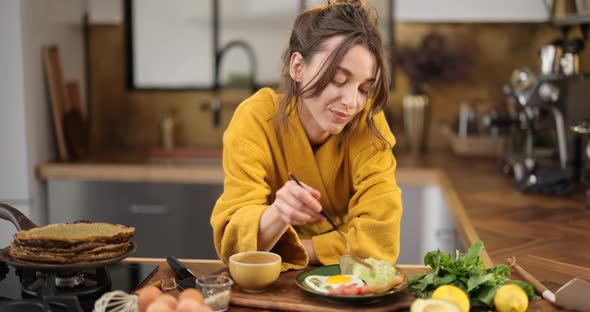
[[228, 251, 281, 293]]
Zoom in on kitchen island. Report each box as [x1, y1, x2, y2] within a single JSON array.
[[37, 150, 590, 310]]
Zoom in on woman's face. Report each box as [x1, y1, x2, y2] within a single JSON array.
[[292, 37, 377, 145]]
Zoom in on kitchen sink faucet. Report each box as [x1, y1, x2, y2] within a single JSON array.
[[209, 39, 258, 127]]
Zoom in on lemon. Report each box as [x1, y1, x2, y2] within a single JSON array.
[[432, 285, 470, 312], [494, 284, 529, 312]]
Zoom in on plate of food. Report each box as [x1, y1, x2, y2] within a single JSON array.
[[295, 258, 407, 304]]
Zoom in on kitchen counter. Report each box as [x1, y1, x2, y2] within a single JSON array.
[[36, 150, 225, 184], [394, 152, 590, 284], [123, 257, 565, 311], [37, 150, 590, 307]]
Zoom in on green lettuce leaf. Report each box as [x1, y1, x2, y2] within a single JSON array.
[[407, 241, 537, 309]]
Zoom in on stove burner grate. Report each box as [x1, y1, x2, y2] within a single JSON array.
[[55, 272, 86, 288], [17, 267, 112, 312], [0, 295, 83, 312]]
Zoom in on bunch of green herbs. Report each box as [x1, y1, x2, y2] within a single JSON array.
[[408, 241, 538, 308]]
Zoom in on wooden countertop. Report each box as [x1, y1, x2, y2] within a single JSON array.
[[37, 162, 225, 184], [395, 152, 590, 271], [38, 150, 590, 309], [36, 149, 225, 183], [123, 257, 565, 311]]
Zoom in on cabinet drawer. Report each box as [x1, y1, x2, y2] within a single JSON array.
[[47, 181, 222, 259]]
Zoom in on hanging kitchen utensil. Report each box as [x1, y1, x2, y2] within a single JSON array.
[[507, 257, 590, 311]]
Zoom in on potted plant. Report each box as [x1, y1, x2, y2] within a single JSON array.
[[394, 31, 473, 152]]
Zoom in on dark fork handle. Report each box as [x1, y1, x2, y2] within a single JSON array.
[[288, 173, 373, 270], [320, 210, 340, 231], [288, 173, 340, 232]]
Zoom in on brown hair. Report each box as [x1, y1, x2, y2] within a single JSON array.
[[275, 0, 390, 148]]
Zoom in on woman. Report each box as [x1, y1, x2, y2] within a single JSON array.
[[211, 0, 402, 271]]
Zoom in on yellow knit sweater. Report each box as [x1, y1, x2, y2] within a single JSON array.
[[210, 88, 402, 271]]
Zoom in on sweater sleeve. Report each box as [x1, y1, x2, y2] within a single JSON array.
[[210, 131, 308, 272], [311, 116, 402, 265]]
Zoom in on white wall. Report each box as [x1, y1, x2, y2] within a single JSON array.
[[19, 0, 87, 224], [395, 0, 549, 22], [0, 0, 86, 246], [0, 1, 28, 201], [0, 0, 30, 247]]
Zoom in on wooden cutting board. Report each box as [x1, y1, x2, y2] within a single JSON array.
[[146, 261, 425, 312], [229, 268, 423, 312], [43, 45, 70, 161], [63, 80, 89, 160]]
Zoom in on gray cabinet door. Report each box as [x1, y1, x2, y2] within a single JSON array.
[[48, 181, 223, 259], [398, 184, 460, 264]]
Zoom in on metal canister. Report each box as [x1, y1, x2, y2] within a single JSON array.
[[540, 44, 563, 75]]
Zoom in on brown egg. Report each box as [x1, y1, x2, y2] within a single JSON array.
[[178, 288, 204, 304], [145, 300, 175, 312], [136, 286, 162, 312], [177, 298, 212, 312], [153, 294, 178, 309]]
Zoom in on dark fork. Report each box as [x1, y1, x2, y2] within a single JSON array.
[[288, 172, 372, 269]]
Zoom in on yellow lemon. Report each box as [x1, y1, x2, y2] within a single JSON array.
[[493, 284, 528, 312], [432, 285, 470, 312]]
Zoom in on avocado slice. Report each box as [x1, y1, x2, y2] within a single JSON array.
[[410, 298, 460, 312]]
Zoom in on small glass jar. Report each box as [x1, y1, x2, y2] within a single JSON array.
[[196, 275, 233, 312]]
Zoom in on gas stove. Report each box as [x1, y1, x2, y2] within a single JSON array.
[[0, 261, 158, 312]]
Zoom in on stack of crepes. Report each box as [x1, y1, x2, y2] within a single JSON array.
[[9, 222, 135, 264]]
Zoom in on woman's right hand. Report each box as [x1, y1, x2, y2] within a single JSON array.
[[270, 180, 324, 226]]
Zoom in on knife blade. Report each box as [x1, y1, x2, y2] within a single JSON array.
[[166, 256, 197, 290]]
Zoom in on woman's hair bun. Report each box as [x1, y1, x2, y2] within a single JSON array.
[[326, 0, 376, 25], [328, 0, 365, 9]]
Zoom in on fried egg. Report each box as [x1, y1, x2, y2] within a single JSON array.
[[304, 274, 364, 294]]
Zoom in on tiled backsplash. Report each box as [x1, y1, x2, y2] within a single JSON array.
[[88, 22, 589, 153]]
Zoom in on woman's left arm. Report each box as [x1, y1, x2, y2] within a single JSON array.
[[345, 143, 402, 263], [311, 114, 402, 264]]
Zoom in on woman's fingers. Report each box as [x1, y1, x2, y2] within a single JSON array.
[[272, 181, 324, 225], [300, 181, 321, 200], [272, 201, 311, 225], [288, 181, 323, 214]]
